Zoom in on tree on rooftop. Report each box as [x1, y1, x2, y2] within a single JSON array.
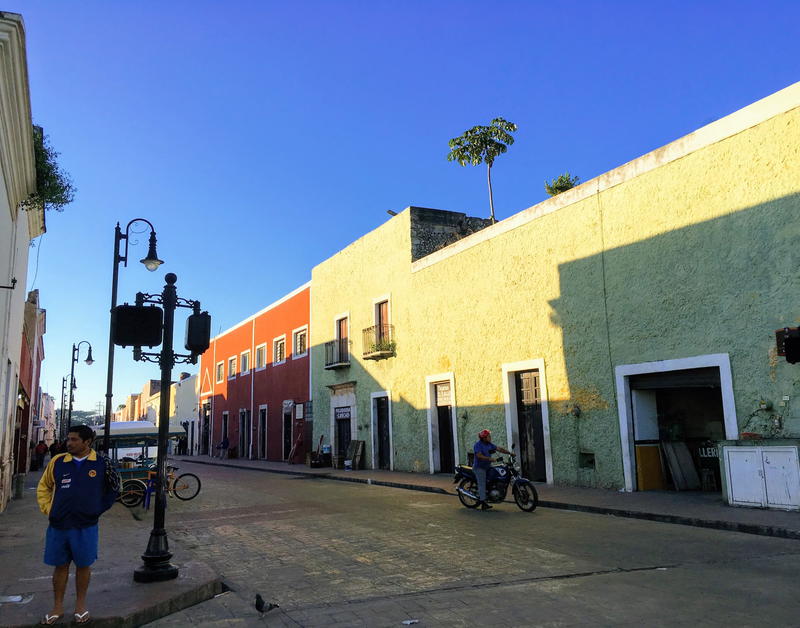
[[545, 172, 580, 197], [447, 117, 517, 223], [22, 125, 76, 212]]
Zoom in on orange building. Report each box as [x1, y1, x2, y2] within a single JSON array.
[[198, 283, 310, 461]]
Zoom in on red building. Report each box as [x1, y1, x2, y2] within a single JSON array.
[[198, 283, 310, 462], [13, 290, 45, 474]]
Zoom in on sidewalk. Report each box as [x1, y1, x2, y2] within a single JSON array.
[[0, 469, 222, 628], [174, 454, 800, 540]]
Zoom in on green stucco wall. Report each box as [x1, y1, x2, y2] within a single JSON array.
[[311, 95, 800, 489]]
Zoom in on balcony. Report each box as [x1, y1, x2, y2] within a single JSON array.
[[362, 324, 395, 360], [324, 338, 350, 369]]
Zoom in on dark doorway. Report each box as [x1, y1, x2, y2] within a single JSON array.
[[222, 413, 229, 441], [434, 382, 455, 473], [336, 416, 352, 458], [259, 407, 267, 459], [514, 370, 546, 482], [201, 403, 210, 455], [283, 409, 293, 460], [375, 396, 390, 470], [437, 407, 454, 473], [239, 410, 251, 459], [630, 367, 725, 492]]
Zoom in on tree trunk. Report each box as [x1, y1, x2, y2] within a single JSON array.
[[487, 163, 496, 223]]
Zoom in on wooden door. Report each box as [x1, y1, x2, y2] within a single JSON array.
[[376, 396, 390, 470], [336, 417, 352, 458], [283, 410, 292, 460], [376, 301, 389, 340], [514, 370, 546, 481], [259, 408, 267, 459]]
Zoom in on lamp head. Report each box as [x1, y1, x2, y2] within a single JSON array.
[[140, 231, 164, 272], [84, 346, 94, 366]]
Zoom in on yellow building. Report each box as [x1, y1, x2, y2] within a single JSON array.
[[312, 82, 800, 490]]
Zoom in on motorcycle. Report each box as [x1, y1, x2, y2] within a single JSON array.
[[453, 453, 538, 512]]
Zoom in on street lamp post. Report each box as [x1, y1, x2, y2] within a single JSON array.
[[67, 341, 94, 433], [58, 376, 66, 439], [103, 219, 163, 454], [129, 273, 208, 583]]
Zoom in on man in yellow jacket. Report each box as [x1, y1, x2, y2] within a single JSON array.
[[37, 425, 119, 625]]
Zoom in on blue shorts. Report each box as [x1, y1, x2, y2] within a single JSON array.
[[44, 525, 98, 567]]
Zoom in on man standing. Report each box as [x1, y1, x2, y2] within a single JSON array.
[[36, 425, 119, 625], [473, 429, 513, 510]]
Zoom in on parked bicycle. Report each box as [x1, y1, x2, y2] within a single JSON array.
[[118, 464, 201, 508]]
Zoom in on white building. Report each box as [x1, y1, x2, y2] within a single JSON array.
[[0, 13, 41, 511]]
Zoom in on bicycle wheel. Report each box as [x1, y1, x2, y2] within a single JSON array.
[[172, 473, 201, 500], [119, 479, 146, 508]]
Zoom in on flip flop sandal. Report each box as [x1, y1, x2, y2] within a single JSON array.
[[40, 614, 62, 625], [74, 611, 91, 624]]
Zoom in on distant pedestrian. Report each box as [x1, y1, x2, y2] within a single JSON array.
[[49, 440, 60, 459], [37, 425, 120, 625], [216, 436, 229, 459], [35, 440, 48, 470]]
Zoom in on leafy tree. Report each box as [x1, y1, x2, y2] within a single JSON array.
[[22, 125, 76, 212], [447, 117, 517, 223], [545, 172, 580, 197]]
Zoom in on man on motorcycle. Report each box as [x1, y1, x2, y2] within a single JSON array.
[[473, 429, 514, 510]]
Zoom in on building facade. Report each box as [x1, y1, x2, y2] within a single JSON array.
[[198, 283, 310, 460], [311, 82, 800, 490], [0, 13, 40, 511], [13, 290, 45, 474]]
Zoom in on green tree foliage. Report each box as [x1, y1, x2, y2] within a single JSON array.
[[544, 172, 580, 197], [23, 125, 76, 212], [447, 117, 517, 223]]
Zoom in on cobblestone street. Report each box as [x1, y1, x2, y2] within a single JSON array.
[[138, 463, 800, 627]]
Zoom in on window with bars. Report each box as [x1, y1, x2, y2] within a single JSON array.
[[228, 356, 237, 378], [293, 327, 308, 358], [273, 336, 286, 364], [255, 344, 267, 369]]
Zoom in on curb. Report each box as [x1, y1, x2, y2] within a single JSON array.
[[178, 458, 800, 541], [180, 458, 450, 495], [1, 563, 223, 628]]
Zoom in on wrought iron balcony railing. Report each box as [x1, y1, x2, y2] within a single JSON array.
[[362, 324, 395, 360], [324, 338, 350, 369]]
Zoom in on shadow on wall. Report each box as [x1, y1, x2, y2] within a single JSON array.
[[548, 192, 800, 488]]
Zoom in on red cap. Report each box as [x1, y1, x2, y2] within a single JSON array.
[[478, 429, 491, 440]]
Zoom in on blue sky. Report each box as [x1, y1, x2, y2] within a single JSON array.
[[16, 0, 800, 411]]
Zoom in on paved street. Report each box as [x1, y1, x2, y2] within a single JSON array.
[[142, 463, 800, 627]]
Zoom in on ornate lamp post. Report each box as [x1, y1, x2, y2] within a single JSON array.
[[114, 273, 209, 582], [103, 219, 163, 454], [66, 341, 93, 433]]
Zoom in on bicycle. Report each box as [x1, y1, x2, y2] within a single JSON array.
[[118, 465, 201, 508]]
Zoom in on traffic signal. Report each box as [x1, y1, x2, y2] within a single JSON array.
[[185, 311, 211, 355], [113, 304, 163, 348], [776, 327, 800, 364]]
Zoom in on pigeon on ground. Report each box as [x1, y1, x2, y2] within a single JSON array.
[[255, 594, 279, 615]]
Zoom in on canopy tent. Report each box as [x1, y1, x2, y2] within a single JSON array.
[[94, 420, 185, 459]]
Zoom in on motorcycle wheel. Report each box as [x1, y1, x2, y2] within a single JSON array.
[[457, 478, 480, 509], [513, 483, 539, 512]]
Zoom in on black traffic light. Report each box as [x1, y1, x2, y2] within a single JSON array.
[[185, 311, 211, 355], [113, 304, 163, 348], [776, 327, 800, 364]]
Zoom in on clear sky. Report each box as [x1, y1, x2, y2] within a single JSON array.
[[14, 0, 800, 412]]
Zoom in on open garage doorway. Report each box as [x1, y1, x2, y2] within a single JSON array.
[[616, 354, 738, 492]]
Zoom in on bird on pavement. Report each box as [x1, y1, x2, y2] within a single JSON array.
[[255, 594, 279, 615]]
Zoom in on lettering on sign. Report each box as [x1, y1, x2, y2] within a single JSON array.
[[334, 407, 351, 420]]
